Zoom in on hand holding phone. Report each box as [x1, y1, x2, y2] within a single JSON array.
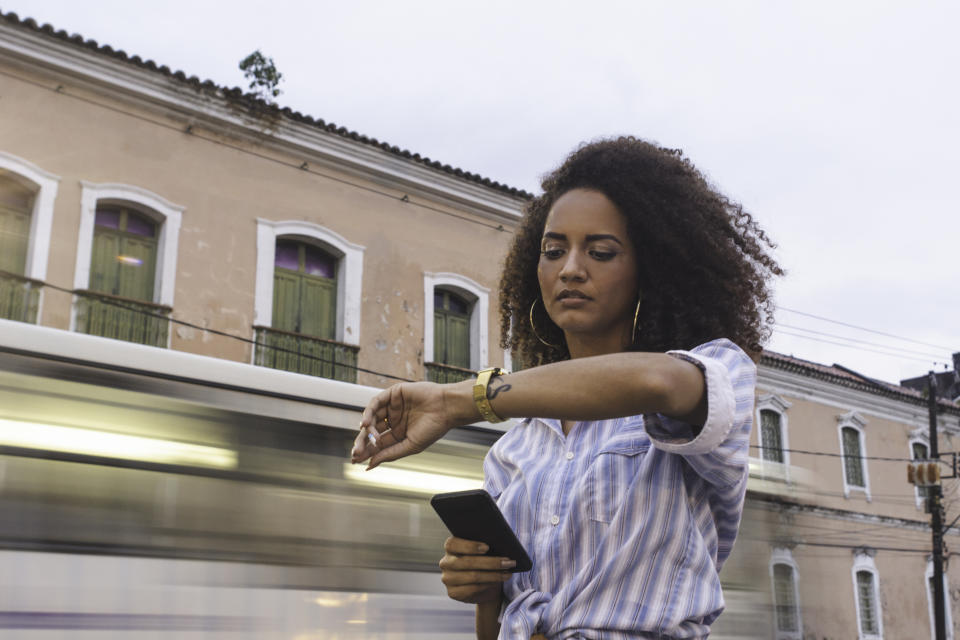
[[431, 489, 532, 572]]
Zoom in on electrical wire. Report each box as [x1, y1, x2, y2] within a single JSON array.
[[20, 272, 418, 383], [776, 323, 949, 361], [773, 329, 951, 366], [779, 307, 954, 353]]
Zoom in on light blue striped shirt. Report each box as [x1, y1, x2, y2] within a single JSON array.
[[483, 339, 755, 639]]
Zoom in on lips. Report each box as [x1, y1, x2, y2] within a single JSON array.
[[556, 289, 591, 301]]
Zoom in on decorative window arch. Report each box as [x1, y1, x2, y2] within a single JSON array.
[[0, 152, 60, 322], [0, 151, 60, 282], [925, 558, 954, 640], [837, 410, 871, 500], [770, 548, 802, 640], [74, 182, 183, 308], [757, 393, 792, 479], [423, 272, 489, 371], [254, 219, 364, 345], [852, 549, 883, 640]]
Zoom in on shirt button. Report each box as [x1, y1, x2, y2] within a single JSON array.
[[550, 515, 560, 525], [565, 451, 574, 460]]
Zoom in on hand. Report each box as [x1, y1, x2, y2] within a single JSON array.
[[439, 536, 514, 604], [350, 381, 474, 469]]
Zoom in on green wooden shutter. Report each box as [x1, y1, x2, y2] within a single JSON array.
[[299, 275, 336, 340], [272, 270, 301, 333], [116, 235, 156, 301], [446, 314, 470, 368], [0, 204, 30, 275], [90, 230, 121, 294]]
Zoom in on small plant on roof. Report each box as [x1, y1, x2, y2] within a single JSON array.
[[239, 50, 283, 102]]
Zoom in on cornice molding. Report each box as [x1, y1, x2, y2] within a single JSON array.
[[758, 364, 960, 434], [0, 21, 527, 226]]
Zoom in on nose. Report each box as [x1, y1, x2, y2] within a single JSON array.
[[558, 250, 587, 282]]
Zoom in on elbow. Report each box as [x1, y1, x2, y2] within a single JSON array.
[[648, 356, 707, 420]]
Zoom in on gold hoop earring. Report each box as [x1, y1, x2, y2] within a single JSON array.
[[631, 295, 642, 345], [529, 298, 559, 348]]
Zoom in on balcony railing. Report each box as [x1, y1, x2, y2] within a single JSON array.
[[254, 326, 359, 383], [0, 270, 41, 324], [74, 290, 170, 348], [425, 362, 475, 384]]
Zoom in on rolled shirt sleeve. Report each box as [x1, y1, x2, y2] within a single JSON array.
[[643, 339, 756, 487]]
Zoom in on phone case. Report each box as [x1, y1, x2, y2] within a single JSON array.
[[430, 489, 532, 572]]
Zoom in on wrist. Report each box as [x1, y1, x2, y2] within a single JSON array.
[[444, 378, 483, 425]]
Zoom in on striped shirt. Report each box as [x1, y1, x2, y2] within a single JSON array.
[[483, 339, 756, 640]]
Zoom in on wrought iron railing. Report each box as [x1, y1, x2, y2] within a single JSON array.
[[425, 362, 475, 384], [74, 290, 170, 348], [0, 270, 41, 324], [254, 326, 359, 383]]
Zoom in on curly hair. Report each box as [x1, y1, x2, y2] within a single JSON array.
[[499, 136, 783, 366]]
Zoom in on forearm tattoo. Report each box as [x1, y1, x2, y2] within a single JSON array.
[[487, 378, 512, 400]]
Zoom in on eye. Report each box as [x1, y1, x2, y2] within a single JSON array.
[[589, 249, 618, 261], [540, 248, 565, 260]]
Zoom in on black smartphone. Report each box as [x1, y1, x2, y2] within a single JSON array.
[[430, 489, 532, 572]]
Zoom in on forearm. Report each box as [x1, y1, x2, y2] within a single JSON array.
[[476, 600, 501, 640], [445, 352, 706, 426]]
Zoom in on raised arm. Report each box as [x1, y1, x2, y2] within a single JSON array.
[[351, 351, 706, 469]]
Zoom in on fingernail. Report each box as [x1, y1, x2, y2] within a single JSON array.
[[477, 544, 489, 553], [501, 559, 516, 569]]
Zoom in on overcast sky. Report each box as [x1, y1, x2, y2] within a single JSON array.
[[7, 0, 959, 384]]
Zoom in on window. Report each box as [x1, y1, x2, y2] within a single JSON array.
[[272, 239, 337, 339], [925, 560, 954, 640], [434, 289, 471, 370], [423, 272, 489, 384], [837, 411, 870, 499], [843, 427, 865, 486], [756, 394, 792, 481], [770, 548, 802, 639], [852, 551, 882, 639], [761, 410, 784, 463], [911, 439, 932, 504], [0, 152, 60, 323], [73, 184, 182, 347], [253, 221, 364, 382]]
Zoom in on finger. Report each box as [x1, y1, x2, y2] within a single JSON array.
[[446, 584, 502, 604], [360, 388, 391, 432], [445, 537, 490, 556], [386, 384, 405, 436], [366, 437, 418, 470], [439, 554, 515, 571], [440, 570, 513, 587]]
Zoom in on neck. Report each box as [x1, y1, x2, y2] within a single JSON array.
[[564, 323, 633, 359]]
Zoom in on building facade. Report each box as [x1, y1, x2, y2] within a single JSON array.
[[0, 11, 528, 388], [741, 352, 960, 640]]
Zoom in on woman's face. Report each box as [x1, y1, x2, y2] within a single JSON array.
[[537, 188, 639, 347]]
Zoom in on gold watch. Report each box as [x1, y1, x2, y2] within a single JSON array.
[[473, 367, 508, 423]]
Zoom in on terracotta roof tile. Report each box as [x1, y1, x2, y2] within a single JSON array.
[[761, 349, 959, 413], [1, 9, 533, 200]]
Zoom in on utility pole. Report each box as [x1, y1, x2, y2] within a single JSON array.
[[929, 370, 947, 640]]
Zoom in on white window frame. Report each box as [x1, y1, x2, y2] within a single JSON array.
[[254, 219, 364, 346], [0, 151, 60, 321], [852, 550, 883, 640], [74, 182, 183, 308], [423, 272, 489, 370], [770, 547, 802, 640], [925, 559, 954, 640], [910, 433, 931, 509], [837, 410, 871, 500], [757, 393, 792, 481]]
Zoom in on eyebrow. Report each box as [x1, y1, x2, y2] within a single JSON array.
[[542, 232, 625, 246]]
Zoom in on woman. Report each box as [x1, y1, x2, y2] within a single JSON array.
[[351, 137, 782, 639]]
